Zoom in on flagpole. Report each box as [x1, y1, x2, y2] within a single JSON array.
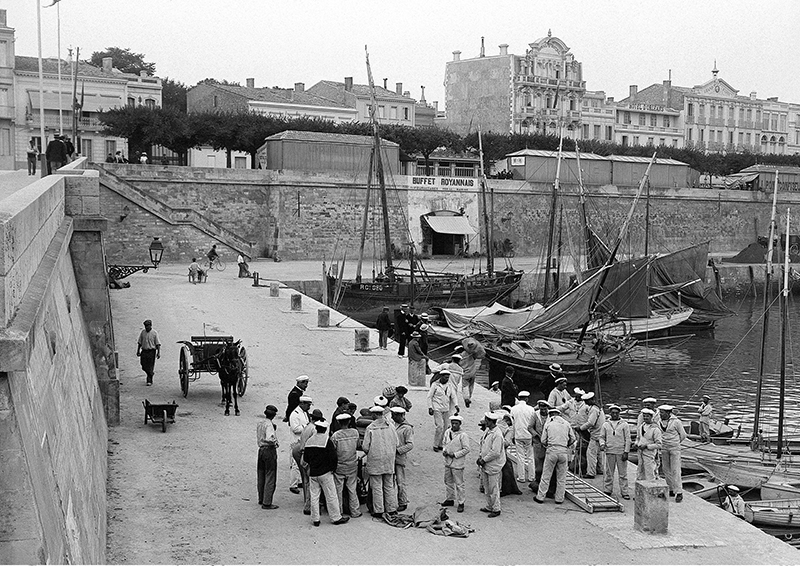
[[36, 0, 47, 177], [57, 0, 63, 135]]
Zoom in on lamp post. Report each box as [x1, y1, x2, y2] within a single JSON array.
[[108, 237, 165, 281]]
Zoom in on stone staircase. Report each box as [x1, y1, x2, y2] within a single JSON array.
[[92, 164, 253, 255]]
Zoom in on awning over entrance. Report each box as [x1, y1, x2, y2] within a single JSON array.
[[424, 215, 476, 235]]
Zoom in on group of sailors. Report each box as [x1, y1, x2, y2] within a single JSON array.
[[256, 346, 716, 527]]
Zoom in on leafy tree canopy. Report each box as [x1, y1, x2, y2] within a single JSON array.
[[162, 77, 188, 113], [90, 47, 156, 76]]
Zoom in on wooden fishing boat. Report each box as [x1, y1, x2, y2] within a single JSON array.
[[743, 499, 800, 527], [698, 458, 800, 489], [761, 481, 800, 500], [575, 306, 694, 338], [682, 473, 724, 500]]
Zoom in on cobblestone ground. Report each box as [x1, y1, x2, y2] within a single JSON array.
[[105, 263, 797, 564]]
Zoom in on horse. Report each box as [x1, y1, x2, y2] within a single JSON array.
[[214, 340, 242, 416]]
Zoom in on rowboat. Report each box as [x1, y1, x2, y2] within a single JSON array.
[[682, 473, 723, 500], [743, 499, 800, 527], [698, 458, 800, 489], [761, 481, 800, 500]]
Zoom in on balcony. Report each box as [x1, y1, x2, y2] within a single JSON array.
[[0, 104, 13, 119], [709, 117, 726, 127], [513, 75, 586, 89], [27, 115, 105, 130]]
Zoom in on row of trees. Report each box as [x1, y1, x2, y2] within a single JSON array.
[[100, 105, 800, 176]]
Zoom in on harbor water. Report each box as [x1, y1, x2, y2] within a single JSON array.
[[471, 294, 800, 439]]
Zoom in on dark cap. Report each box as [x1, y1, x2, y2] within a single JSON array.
[[336, 396, 350, 406], [264, 404, 278, 415], [310, 408, 324, 421], [395, 385, 408, 395]]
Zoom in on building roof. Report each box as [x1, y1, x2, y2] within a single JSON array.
[[606, 155, 689, 166], [306, 80, 415, 108], [618, 82, 689, 111], [205, 82, 350, 109], [506, 149, 607, 161], [263, 130, 399, 147], [15, 56, 133, 80], [740, 164, 800, 175]]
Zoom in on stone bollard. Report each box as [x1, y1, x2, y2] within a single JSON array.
[[318, 308, 330, 328], [634, 479, 669, 534], [270, 282, 280, 297], [354, 329, 370, 352], [290, 293, 302, 311], [252, 272, 259, 287]]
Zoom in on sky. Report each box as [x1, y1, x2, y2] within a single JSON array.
[[6, 0, 800, 108]]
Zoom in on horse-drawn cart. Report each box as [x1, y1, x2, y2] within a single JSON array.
[[177, 335, 249, 398], [143, 399, 179, 432]]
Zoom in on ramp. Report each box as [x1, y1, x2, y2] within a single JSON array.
[[565, 472, 624, 513]]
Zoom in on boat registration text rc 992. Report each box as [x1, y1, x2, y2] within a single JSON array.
[[358, 283, 391, 292]]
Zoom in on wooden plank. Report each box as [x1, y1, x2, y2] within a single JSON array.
[[564, 472, 624, 513]]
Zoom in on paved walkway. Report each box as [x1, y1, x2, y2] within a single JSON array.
[[0, 170, 44, 202], [105, 263, 797, 563]]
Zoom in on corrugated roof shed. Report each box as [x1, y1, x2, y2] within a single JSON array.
[[263, 130, 398, 147], [505, 149, 607, 161]]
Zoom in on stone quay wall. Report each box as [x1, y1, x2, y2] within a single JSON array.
[[0, 173, 108, 564], [95, 164, 800, 266]]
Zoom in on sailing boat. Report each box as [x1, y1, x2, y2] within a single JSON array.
[[327, 48, 524, 327]]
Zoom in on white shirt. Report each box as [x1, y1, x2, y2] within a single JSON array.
[[510, 401, 536, 440], [288, 406, 309, 439], [237, 254, 244, 264]]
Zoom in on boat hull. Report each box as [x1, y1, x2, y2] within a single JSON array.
[[698, 458, 800, 489], [761, 482, 800, 500], [745, 499, 800, 527], [574, 307, 694, 339], [330, 270, 524, 327]]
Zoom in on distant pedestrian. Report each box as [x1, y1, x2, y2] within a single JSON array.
[[698, 395, 713, 442], [27, 138, 39, 175], [207, 244, 219, 268], [459, 338, 485, 408], [659, 404, 687, 502], [500, 366, 519, 408], [441, 414, 470, 513], [634, 408, 662, 480], [256, 405, 280, 509], [136, 319, 160, 385], [114, 150, 125, 163], [392, 407, 414, 511], [396, 304, 410, 357], [139, 152, 148, 164], [45, 134, 67, 175], [188, 258, 205, 284], [237, 253, 250, 278], [331, 413, 361, 517], [600, 404, 630, 500], [407, 331, 427, 387], [375, 306, 392, 350], [477, 412, 505, 517], [427, 369, 459, 451], [63, 136, 75, 160], [447, 353, 465, 408], [362, 405, 399, 517], [534, 408, 576, 505], [303, 419, 350, 527], [105, 153, 115, 163]]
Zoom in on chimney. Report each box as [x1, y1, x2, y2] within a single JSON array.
[[453, 51, 461, 62], [403, 91, 410, 98], [663, 79, 671, 88], [102, 57, 113, 73], [480, 36, 485, 57], [294, 82, 304, 93], [420, 85, 427, 103], [0, 9, 7, 27], [246, 77, 255, 88], [629, 85, 638, 99], [344, 77, 353, 92], [607, 97, 614, 103], [140, 70, 148, 77], [750, 91, 757, 99], [433, 101, 439, 112], [396, 82, 403, 95], [383, 78, 388, 89], [499, 43, 508, 56]]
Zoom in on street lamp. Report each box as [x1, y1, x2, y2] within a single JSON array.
[[108, 237, 165, 281]]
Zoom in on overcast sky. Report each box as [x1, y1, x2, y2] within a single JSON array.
[[7, 0, 800, 108]]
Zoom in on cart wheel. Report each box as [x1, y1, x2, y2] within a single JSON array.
[[161, 409, 167, 433], [237, 345, 249, 396], [216, 258, 226, 272], [179, 346, 190, 398]]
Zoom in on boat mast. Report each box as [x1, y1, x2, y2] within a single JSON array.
[[364, 47, 394, 281], [753, 173, 779, 440], [644, 177, 651, 256], [478, 129, 493, 274], [575, 141, 589, 274], [355, 148, 375, 282], [543, 129, 564, 303], [777, 209, 790, 459]]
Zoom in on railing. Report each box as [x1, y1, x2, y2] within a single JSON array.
[[513, 75, 586, 89], [453, 167, 476, 177], [27, 116, 104, 129]]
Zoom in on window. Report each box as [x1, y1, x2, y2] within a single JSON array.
[[105, 140, 116, 157], [378, 105, 385, 118], [664, 116, 671, 128], [659, 138, 665, 145], [739, 132, 744, 145], [0, 128, 10, 156], [81, 138, 93, 161], [688, 129, 693, 141], [127, 97, 135, 107], [717, 106, 723, 119], [594, 125, 600, 139], [390, 106, 397, 119], [729, 131, 734, 144], [650, 115, 657, 127], [624, 111, 631, 124], [633, 135, 640, 145], [756, 110, 761, 123], [729, 106, 735, 119], [699, 129, 704, 141], [773, 114, 779, 130], [582, 124, 589, 138], [0, 41, 7, 67], [403, 107, 409, 120], [739, 108, 745, 122], [688, 103, 694, 117], [234, 156, 247, 169], [622, 135, 628, 146], [638, 113, 646, 126], [746, 133, 752, 144], [213, 95, 218, 108], [797, 131, 800, 144], [647, 137, 654, 145], [672, 139, 678, 147], [569, 99, 575, 111], [145, 99, 155, 109], [780, 115, 786, 131], [699, 104, 705, 116], [747, 109, 752, 122], [606, 126, 613, 140], [0, 88, 6, 107]]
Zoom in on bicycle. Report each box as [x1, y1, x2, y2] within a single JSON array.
[[209, 256, 226, 271]]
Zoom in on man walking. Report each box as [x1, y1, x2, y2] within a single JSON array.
[[459, 339, 485, 408], [634, 408, 663, 480], [698, 394, 713, 442], [600, 404, 631, 499], [256, 405, 280, 509], [477, 412, 506, 518], [331, 413, 361, 517], [529, 400, 550, 493], [288, 395, 312, 494], [577, 392, 604, 478], [659, 404, 687, 502], [441, 414, 470, 513], [396, 304, 410, 357], [302, 419, 350, 527], [136, 319, 160, 386], [45, 134, 67, 175], [391, 407, 414, 511], [510, 391, 536, 483], [534, 408, 576, 505], [427, 369, 459, 451], [375, 306, 392, 350], [362, 405, 399, 517]]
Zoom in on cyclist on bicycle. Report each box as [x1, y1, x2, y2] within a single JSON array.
[[207, 244, 219, 268]]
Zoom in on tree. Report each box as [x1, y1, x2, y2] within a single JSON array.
[[162, 78, 188, 113], [90, 47, 155, 76]]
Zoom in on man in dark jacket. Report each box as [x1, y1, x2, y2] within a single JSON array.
[[303, 420, 350, 527], [284, 375, 310, 422], [395, 304, 409, 357], [500, 366, 519, 408], [45, 134, 68, 175], [376, 306, 392, 350]]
